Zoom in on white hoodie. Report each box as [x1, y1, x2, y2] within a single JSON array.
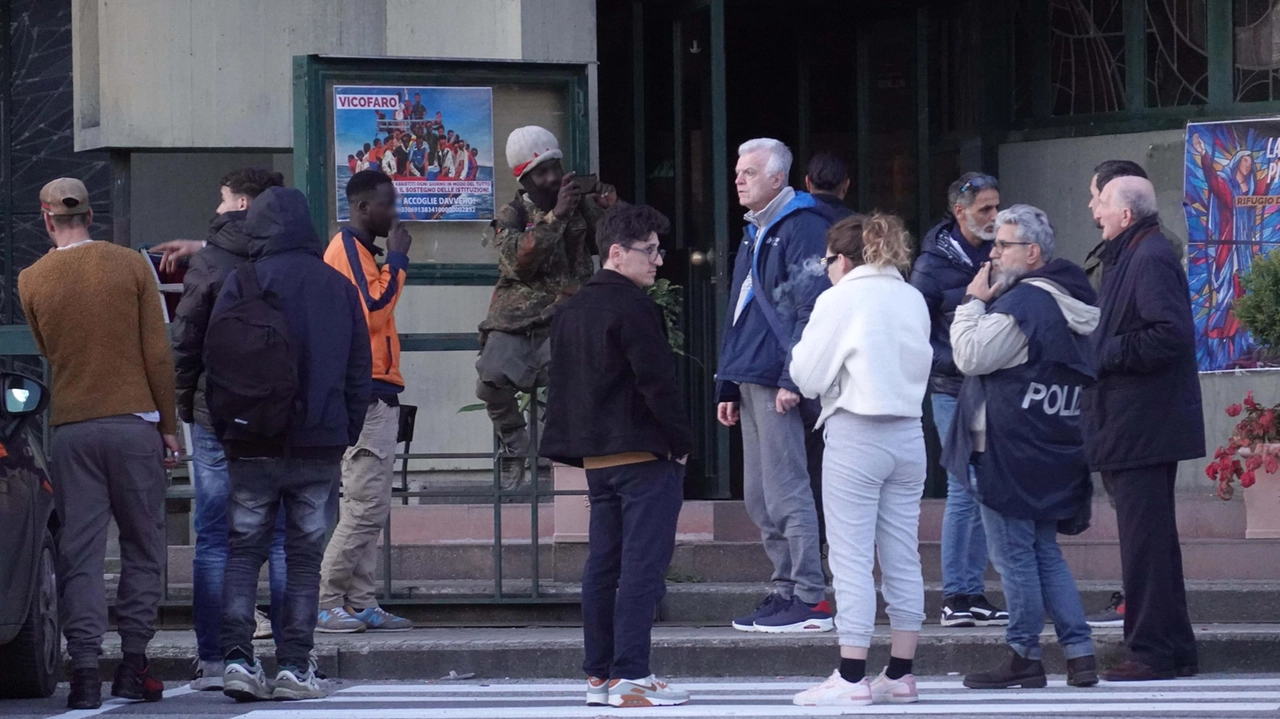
[[789, 264, 933, 427]]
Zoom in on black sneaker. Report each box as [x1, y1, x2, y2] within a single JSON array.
[[112, 659, 164, 702], [940, 594, 975, 627], [968, 594, 1010, 626], [1086, 591, 1125, 628], [67, 668, 102, 709]]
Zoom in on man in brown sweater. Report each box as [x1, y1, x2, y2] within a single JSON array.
[[18, 178, 179, 710]]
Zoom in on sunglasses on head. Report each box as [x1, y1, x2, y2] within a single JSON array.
[[957, 175, 995, 196]]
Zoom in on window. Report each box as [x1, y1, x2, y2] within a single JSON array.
[[1235, 0, 1280, 102], [1146, 0, 1209, 107], [1051, 0, 1127, 116], [1012, 0, 1035, 120]]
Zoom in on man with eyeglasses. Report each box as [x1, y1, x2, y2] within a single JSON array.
[[542, 203, 693, 708], [944, 204, 1099, 690], [718, 138, 835, 635], [910, 172, 1010, 630]]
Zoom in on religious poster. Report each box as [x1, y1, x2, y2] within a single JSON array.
[[1183, 119, 1280, 371], [333, 85, 495, 222]]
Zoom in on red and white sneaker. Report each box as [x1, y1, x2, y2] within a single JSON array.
[[586, 676, 608, 706], [793, 670, 872, 707], [870, 668, 918, 704], [607, 676, 689, 707]]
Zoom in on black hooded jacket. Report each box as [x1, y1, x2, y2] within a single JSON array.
[[910, 218, 992, 396], [211, 187, 372, 456], [172, 210, 253, 430]]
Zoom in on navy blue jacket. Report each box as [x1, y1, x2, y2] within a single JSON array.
[[541, 270, 694, 465], [715, 191, 833, 401], [945, 260, 1097, 521], [1082, 215, 1206, 472], [910, 218, 992, 397], [213, 187, 372, 454], [811, 192, 855, 222]]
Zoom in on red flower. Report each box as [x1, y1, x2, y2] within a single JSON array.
[[1266, 455, 1279, 474], [1246, 391, 1259, 410], [1227, 403, 1244, 417], [1242, 470, 1258, 489]]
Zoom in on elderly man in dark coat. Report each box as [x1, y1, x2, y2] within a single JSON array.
[[1084, 175, 1205, 682]]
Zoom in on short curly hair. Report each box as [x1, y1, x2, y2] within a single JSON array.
[[221, 168, 285, 199], [597, 203, 671, 258]]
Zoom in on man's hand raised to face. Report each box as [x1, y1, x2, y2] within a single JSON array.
[[387, 217, 413, 255], [553, 172, 583, 218], [966, 262, 1002, 304]]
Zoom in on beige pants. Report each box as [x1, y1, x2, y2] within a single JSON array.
[[318, 400, 400, 609]]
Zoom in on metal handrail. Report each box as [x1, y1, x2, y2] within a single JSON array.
[[0, 327, 586, 607]]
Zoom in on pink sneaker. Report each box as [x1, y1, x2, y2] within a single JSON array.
[[870, 668, 918, 704], [792, 670, 872, 707]]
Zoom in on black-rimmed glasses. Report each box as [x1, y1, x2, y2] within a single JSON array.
[[624, 245, 666, 262]]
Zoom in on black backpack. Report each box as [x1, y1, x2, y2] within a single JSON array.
[[203, 263, 299, 439]]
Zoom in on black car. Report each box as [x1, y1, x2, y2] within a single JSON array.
[[0, 373, 58, 698]]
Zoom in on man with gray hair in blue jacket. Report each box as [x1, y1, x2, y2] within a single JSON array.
[[718, 138, 837, 634]]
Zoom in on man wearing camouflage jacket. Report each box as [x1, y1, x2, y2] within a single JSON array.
[[477, 125, 617, 488]]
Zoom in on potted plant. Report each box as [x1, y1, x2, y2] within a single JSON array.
[[1205, 392, 1280, 537], [1229, 250, 1280, 368]]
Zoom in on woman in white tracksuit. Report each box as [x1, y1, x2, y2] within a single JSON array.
[[789, 213, 933, 708]]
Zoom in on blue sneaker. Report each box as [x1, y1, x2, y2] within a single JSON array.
[[316, 606, 366, 634], [731, 592, 787, 632], [754, 597, 835, 633], [351, 606, 414, 632]]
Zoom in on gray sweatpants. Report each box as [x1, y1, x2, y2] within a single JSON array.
[[739, 382, 825, 604], [822, 410, 926, 648], [51, 416, 167, 669]]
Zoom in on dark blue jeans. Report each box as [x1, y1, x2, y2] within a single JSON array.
[[191, 424, 287, 662], [581, 459, 684, 681], [222, 456, 339, 670]]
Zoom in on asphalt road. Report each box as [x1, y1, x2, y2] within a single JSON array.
[[6, 675, 1280, 719]]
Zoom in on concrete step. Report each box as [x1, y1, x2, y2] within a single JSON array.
[[115, 579, 1280, 626], [97, 624, 1280, 681], [164, 536, 1280, 585]]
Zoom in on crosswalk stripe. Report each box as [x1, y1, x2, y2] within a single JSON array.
[[46, 687, 196, 719], [232, 702, 1280, 718], [336, 677, 1280, 694], [307, 690, 1280, 703]]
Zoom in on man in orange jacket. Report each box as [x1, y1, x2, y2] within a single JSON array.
[[316, 170, 414, 633]]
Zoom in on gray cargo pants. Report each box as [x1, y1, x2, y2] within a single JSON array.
[[51, 416, 167, 669], [738, 382, 825, 604], [475, 327, 550, 456]]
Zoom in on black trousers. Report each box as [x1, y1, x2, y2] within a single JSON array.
[[581, 459, 684, 680], [1106, 462, 1197, 671], [802, 402, 826, 549]]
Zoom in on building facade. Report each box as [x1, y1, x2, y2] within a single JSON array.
[[0, 0, 1270, 500]]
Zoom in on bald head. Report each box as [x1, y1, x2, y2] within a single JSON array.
[[1095, 175, 1157, 241]]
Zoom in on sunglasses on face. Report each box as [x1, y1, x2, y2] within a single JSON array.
[[820, 254, 846, 268]]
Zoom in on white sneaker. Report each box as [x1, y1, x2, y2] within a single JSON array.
[[607, 675, 690, 707], [273, 667, 328, 701], [253, 609, 273, 640], [793, 670, 873, 707], [223, 659, 272, 702], [586, 676, 608, 706], [870, 668, 918, 704], [190, 659, 224, 691]]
